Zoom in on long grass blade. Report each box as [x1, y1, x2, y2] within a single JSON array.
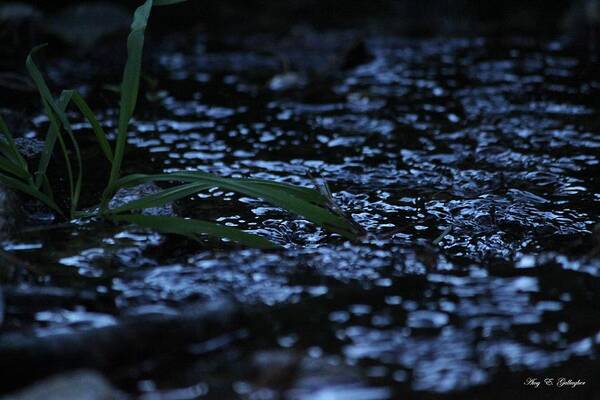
[[41, 98, 75, 208], [41, 174, 55, 202], [0, 141, 20, 169], [27, 50, 68, 176], [0, 173, 62, 215], [33, 113, 59, 189], [105, 0, 191, 201], [206, 177, 357, 238], [111, 214, 279, 249], [64, 90, 114, 162], [114, 172, 358, 239], [0, 156, 30, 180], [107, 0, 153, 194], [56, 91, 83, 215], [0, 115, 29, 171], [115, 173, 325, 205], [26, 46, 78, 136], [107, 181, 212, 214], [27, 49, 83, 215], [241, 179, 328, 205]]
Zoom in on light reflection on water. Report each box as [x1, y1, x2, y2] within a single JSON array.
[[3, 35, 600, 397]]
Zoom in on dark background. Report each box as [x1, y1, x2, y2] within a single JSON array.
[[5, 0, 582, 35], [0, 0, 594, 102]]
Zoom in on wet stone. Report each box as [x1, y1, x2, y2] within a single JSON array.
[[109, 182, 175, 216], [14, 137, 44, 159]]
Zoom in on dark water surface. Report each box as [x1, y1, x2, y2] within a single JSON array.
[[2, 35, 600, 398]]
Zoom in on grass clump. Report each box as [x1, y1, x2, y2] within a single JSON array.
[[0, 0, 360, 248]]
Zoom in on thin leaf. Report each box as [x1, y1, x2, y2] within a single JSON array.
[[105, 0, 190, 200], [107, 181, 212, 214], [41, 174, 54, 202], [41, 98, 75, 206], [107, 0, 153, 193], [242, 179, 327, 205], [43, 93, 80, 215], [0, 140, 18, 168], [115, 173, 325, 205], [204, 176, 357, 238], [64, 90, 114, 162], [114, 172, 358, 239], [27, 48, 83, 216], [111, 214, 279, 249], [0, 173, 62, 215], [26, 45, 59, 118], [0, 114, 29, 171], [0, 156, 30, 179], [33, 109, 59, 189], [56, 91, 83, 212]]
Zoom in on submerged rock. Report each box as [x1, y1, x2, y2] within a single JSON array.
[[7, 370, 122, 400], [109, 182, 174, 216], [14, 137, 44, 159]]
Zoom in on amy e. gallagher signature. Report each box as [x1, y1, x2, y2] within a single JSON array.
[[524, 377, 586, 389]]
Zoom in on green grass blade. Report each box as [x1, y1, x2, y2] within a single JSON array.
[[114, 172, 358, 239], [0, 173, 62, 215], [107, 0, 153, 193], [0, 141, 19, 168], [210, 178, 357, 238], [111, 214, 279, 249], [26, 46, 77, 133], [239, 179, 327, 205], [105, 0, 190, 202], [27, 45, 58, 188], [65, 90, 114, 162], [0, 115, 29, 171], [171, 172, 328, 205], [41, 174, 55, 202], [42, 98, 75, 205], [0, 156, 30, 179], [56, 91, 83, 215], [26, 45, 58, 113], [36, 94, 79, 216], [166, 172, 356, 235], [27, 48, 83, 216], [0, 115, 30, 179], [34, 114, 58, 189], [107, 182, 212, 214], [115, 173, 325, 204]]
